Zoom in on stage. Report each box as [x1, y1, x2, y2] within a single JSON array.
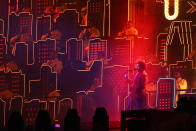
[[0, 0, 196, 130]]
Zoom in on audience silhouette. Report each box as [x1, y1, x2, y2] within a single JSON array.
[[35, 110, 54, 131], [7, 112, 24, 131], [93, 107, 109, 131], [64, 109, 80, 131]]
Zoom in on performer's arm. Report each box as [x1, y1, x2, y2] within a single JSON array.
[[140, 75, 147, 89], [183, 79, 188, 93]]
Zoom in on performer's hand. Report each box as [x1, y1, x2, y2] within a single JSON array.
[[10, 35, 19, 43], [46, 58, 63, 73], [117, 32, 123, 36], [11, 45, 16, 55], [176, 86, 181, 90], [41, 33, 48, 40], [10, 35, 19, 54], [6, 61, 19, 72]]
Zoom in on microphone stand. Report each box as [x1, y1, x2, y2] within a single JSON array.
[[125, 69, 136, 110]]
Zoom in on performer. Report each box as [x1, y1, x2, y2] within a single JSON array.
[[79, 21, 100, 64], [130, 61, 148, 110], [174, 72, 188, 107], [117, 21, 138, 38]]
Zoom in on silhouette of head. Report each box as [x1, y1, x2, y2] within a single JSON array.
[[64, 109, 80, 131], [93, 107, 109, 131], [174, 72, 181, 79], [35, 110, 53, 131], [137, 61, 146, 72], [8, 112, 24, 131]]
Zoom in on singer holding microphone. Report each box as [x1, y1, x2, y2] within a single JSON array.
[[126, 61, 148, 110]]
